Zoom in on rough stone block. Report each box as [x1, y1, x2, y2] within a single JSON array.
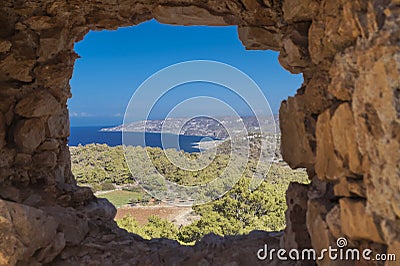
[[331, 103, 363, 175], [340, 198, 383, 243], [325, 204, 341, 239], [282, 0, 319, 22], [0, 54, 35, 82], [37, 139, 60, 151], [47, 109, 70, 138], [15, 90, 61, 118], [284, 182, 311, 250], [0, 200, 65, 265], [238, 26, 282, 51], [14, 118, 46, 153], [280, 97, 315, 169], [153, 5, 231, 26], [315, 109, 347, 180], [33, 151, 57, 168], [0, 113, 5, 149]]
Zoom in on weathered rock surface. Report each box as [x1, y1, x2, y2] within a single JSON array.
[[330, 103, 363, 175], [0, 54, 35, 82], [284, 182, 311, 250], [47, 109, 70, 138], [153, 5, 237, 26], [282, 0, 319, 22], [0, 0, 399, 265], [0, 200, 65, 265], [14, 118, 46, 153], [0, 113, 5, 149], [15, 90, 61, 118], [340, 198, 384, 243], [280, 97, 315, 169], [315, 108, 345, 180], [238, 26, 282, 51]]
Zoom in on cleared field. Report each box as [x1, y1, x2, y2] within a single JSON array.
[[98, 190, 198, 226], [97, 190, 143, 207], [116, 206, 198, 226]]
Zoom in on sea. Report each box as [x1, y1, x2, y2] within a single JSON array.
[[69, 126, 210, 153]]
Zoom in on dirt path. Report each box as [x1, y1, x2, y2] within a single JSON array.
[[170, 207, 199, 226]]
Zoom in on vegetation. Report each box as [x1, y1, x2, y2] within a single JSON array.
[[117, 215, 179, 240], [98, 190, 151, 207], [70, 141, 309, 244], [70, 144, 132, 186]]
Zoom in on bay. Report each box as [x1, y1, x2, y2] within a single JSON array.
[[69, 126, 212, 153]]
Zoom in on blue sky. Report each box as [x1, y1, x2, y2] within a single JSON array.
[[69, 20, 303, 126]]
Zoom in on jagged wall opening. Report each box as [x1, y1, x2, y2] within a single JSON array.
[[68, 20, 307, 243], [68, 20, 303, 127], [0, 1, 399, 265]]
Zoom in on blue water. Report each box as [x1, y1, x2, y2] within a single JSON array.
[[69, 126, 209, 153]]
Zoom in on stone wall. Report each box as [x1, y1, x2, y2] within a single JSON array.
[[0, 0, 399, 265]]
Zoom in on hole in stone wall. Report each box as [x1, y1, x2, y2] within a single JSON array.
[[68, 19, 309, 244]]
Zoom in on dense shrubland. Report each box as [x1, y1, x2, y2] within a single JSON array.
[[70, 142, 308, 244]]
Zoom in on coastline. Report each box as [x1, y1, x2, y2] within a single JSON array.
[[191, 139, 224, 151]]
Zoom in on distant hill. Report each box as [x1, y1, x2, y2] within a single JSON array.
[[101, 115, 280, 139]]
